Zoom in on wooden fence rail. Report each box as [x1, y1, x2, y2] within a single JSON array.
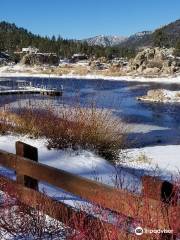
[[0, 141, 179, 239]]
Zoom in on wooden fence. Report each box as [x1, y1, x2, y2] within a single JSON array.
[[0, 141, 179, 239]]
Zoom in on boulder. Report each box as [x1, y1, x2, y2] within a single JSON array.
[[143, 67, 160, 75], [21, 53, 59, 66], [129, 47, 180, 75], [137, 89, 167, 102], [147, 89, 165, 100], [146, 61, 163, 69]]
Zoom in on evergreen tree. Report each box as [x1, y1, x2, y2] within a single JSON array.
[[174, 40, 180, 56], [153, 29, 169, 48], [0, 21, 135, 60]]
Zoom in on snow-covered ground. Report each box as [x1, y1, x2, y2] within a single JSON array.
[[0, 134, 179, 195], [124, 145, 180, 181], [0, 134, 179, 239], [0, 135, 140, 195], [0, 134, 141, 239], [0, 64, 180, 84]]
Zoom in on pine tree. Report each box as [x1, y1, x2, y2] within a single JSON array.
[[0, 21, 136, 60], [174, 40, 180, 56], [153, 29, 169, 48]]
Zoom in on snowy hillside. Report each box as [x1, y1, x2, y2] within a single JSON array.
[[83, 35, 127, 47]]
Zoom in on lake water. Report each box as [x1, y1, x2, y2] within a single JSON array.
[[0, 76, 180, 148]]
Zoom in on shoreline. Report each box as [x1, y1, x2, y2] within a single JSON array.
[[0, 70, 180, 84]]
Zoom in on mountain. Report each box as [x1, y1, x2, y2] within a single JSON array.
[[83, 19, 180, 49], [119, 31, 153, 49], [83, 35, 127, 47], [157, 19, 180, 45], [0, 19, 180, 60], [119, 19, 180, 49]]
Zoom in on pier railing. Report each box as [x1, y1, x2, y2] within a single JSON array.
[[0, 141, 179, 239]]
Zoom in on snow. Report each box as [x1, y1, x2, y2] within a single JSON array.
[[1, 64, 180, 84], [0, 86, 60, 94], [0, 135, 140, 195], [0, 134, 141, 238], [0, 134, 179, 194], [0, 134, 180, 238], [163, 89, 180, 101], [123, 145, 180, 181], [138, 89, 180, 103], [0, 64, 40, 74]]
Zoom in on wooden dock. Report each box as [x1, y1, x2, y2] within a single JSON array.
[[0, 87, 63, 96]]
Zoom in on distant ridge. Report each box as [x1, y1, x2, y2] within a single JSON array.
[[119, 30, 153, 48], [119, 19, 180, 48], [83, 19, 180, 49], [0, 19, 180, 59], [82, 35, 127, 47]]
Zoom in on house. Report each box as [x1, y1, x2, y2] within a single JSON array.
[[110, 57, 129, 67], [22, 46, 39, 54], [71, 53, 88, 63], [59, 58, 71, 65]]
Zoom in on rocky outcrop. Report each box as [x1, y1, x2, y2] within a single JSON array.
[[21, 53, 59, 66], [137, 89, 180, 103], [137, 89, 166, 102], [129, 47, 180, 76]]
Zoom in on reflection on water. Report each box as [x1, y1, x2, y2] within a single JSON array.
[[0, 77, 180, 147]]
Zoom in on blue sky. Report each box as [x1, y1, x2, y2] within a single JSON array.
[[0, 0, 180, 39]]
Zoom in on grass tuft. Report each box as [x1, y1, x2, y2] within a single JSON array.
[[0, 105, 127, 162]]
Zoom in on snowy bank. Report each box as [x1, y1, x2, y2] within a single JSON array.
[[137, 89, 180, 103], [1, 64, 180, 84], [124, 145, 180, 181], [0, 135, 141, 196], [0, 135, 179, 190], [0, 134, 141, 239], [0, 134, 180, 239]]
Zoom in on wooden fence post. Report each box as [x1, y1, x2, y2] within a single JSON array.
[[16, 141, 38, 190], [142, 176, 177, 240], [142, 176, 174, 203]]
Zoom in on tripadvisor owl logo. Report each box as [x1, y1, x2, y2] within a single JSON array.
[[135, 227, 144, 236]]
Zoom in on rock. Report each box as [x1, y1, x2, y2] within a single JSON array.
[[137, 89, 166, 102], [143, 67, 160, 75], [162, 66, 171, 74], [147, 89, 165, 99], [138, 89, 180, 103], [129, 47, 180, 75], [146, 48, 155, 60], [146, 61, 163, 69], [21, 53, 59, 66], [97, 57, 107, 63], [137, 65, 146, 73]]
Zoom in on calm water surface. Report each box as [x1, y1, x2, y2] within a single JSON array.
[[0, 77, 180, 148]]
